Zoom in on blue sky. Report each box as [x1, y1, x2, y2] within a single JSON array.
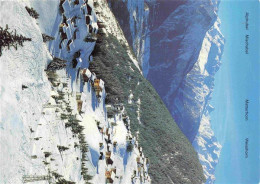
[[210, 0, 259, 183]]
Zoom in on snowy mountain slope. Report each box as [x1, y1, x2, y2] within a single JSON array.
[[108, 0, 150, 77], [27, 0, 59, 36], [166, 18, 224, 143], [0, 0, 150, 183], [192, 113, 222, 183], [168, 18, 224, 139], [0, 1, 51, 183], [146, 0, 220, 129], [108, 1, 224, 183], [162, 18, 224, 184]]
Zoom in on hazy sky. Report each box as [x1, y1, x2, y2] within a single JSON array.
[[210, 0, 259, 183]]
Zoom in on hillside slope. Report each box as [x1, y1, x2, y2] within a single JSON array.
[[89, 1, 206, 183], [90, 34, 206, 184]]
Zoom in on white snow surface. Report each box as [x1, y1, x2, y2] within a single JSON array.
[[0, 1, 51, 183]]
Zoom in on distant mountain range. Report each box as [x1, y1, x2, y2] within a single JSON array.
[[109, 0, 224, 183]]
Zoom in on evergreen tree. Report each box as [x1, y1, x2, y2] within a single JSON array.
[[126, 143, 134, 152], [0, 25, 31, 56], [47, 57, 67, 71], [42, 33, 54, 42], [25, 6, 39, 19]]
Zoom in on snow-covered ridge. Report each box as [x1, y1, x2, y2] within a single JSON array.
[[145, 2, 224, 183], [189, 19, 224, 184], [94, 0, 141, 73], [0, 0, 150, 183], [144, 13, 223, 183], [108, 0, 150, 76], [167, 18, 224, 183], [193, 114, 222, 183]]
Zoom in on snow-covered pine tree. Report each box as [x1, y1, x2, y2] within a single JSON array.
[[0, 25, 31, 56], [47, 57, 67, 71], [42, 33, 54, 42], [25, 6, 39, 19]]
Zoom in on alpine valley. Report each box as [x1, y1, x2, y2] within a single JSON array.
[[108, 0, 224, 183], [0, 0, 211, 184]]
